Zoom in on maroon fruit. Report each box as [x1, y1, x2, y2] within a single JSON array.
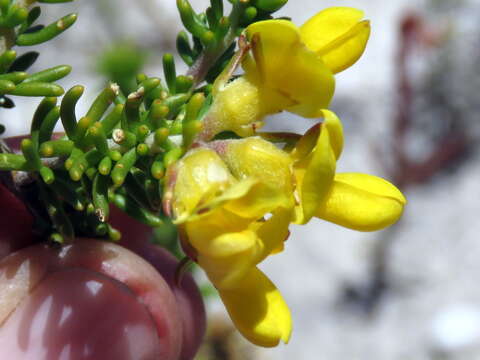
[[0, 240, 184, 360]]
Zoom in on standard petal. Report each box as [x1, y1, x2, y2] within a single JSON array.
[[300, 7, 370, 73], [246, 20, 335, 117], [246, 20, 302, 81], [315, 173, 407, 231], [281, 46, 336, 117], [218, 267, 292, 347]]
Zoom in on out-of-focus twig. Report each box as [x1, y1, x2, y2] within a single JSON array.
[[342, 11, 473, 314], [390, 13, 470, 188]]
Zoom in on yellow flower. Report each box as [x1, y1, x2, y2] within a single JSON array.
[[215, 110, 406, 231], [163, 7, 403, 348], [165, 147, 293, 347], [180, 208, 293, 347], [165, 111, 405, 346], [201, 7, 370, 140]]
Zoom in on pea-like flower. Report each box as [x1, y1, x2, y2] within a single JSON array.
[[201, 7, 370, 140], [163, 6, 405, 350], [164, 147, 293, 347], [165, 110, 406, 348]]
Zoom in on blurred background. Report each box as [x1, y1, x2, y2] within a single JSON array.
[[3, 0, 480, 359]]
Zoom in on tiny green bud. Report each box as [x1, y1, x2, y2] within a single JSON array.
[[107, 225, 122, 241], [154, 128, 170, 146], [136, 143, 149, 156], [151, 160, 165, 180], [109, 150, 122, 162], [98, 156, 112, 175]]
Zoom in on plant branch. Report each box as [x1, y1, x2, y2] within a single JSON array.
[[187, 0, 246, 86], [0, 27, 15, 54]]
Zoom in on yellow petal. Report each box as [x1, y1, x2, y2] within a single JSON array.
[[198, 229, 259, 258], [185, 177, 286, 222], [181, 179, 288, 246], [281, 46, 336, 117], [224, 181, 291, 219], [219, 267, 292, 347], [300, 7, 370, 74], [246, 20, 335, 117], [246, 20, 301, 82], [319, 109, 343, 160], [255, 208, 292, 260], [206, 77, 266, 138], [171, 148, 235, 221], [183, 207, 252, 250], [221, 137, 295, 210], [293, 126, 336, 224], [198, 230, 263, 288], [316, 173, 407, 231], [290, 123, 320, 162], [290, 110, 343, 161], [192, 211, 291, 289]]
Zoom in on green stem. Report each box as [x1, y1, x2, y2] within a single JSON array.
[[187, 0, 246, 86]]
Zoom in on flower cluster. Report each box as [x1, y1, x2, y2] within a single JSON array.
[[163, 7, 406, 347]]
